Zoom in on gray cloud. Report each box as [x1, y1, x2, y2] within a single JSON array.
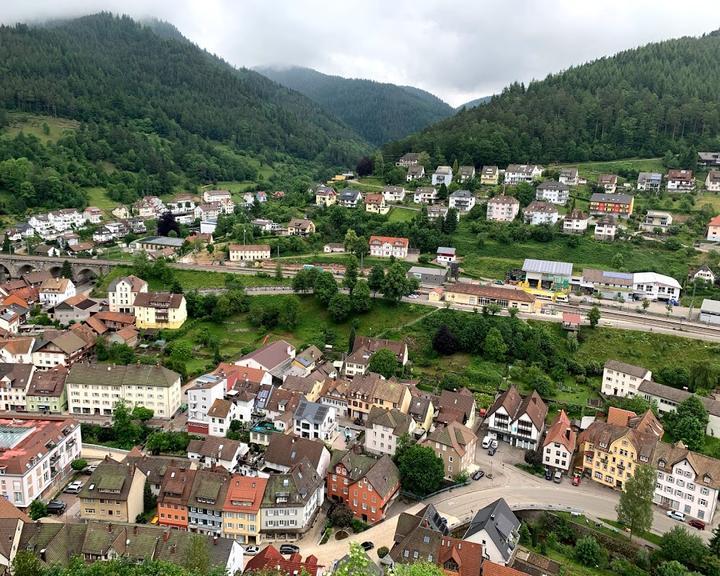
[[0, 0, 716, 106]]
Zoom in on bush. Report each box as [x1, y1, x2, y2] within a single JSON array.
[[29, 499, 47, 521], [351, 518, 369, 533], [377, 546, 389, 559], [71, 458, 88, 471], [574, 535, 605, 567], [329, 503, 354, 528]]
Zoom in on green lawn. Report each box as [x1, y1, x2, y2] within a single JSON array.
[[455, 219, 693, 280], [388, 206, 417, 223], [553, 158, 665, 180], [175, 295, 430, 376], [600, 518, 662, 546], [84, 187, 119, 213], [94, 266, 291, 296], [574, 325, 720, 374], [2, 113, 79, 144]]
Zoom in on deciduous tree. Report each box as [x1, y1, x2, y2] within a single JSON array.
[[368, 348, 398, 378], [616, 464, 655, 538], [397, 444, 444, 496]]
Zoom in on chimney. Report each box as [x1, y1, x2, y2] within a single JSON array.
[[40, 549, 46, 562]]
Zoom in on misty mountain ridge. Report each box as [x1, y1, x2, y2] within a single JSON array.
[[257, 65, 455, 145], [386, 31, 720, 167]]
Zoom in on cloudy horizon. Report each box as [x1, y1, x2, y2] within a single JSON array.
[[0, 0, 717, 107]]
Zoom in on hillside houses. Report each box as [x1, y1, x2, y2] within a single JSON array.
[[504, 164, 543, 185], [485, 385, 548, 450]]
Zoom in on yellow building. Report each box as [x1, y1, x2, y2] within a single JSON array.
[[222, 475, 267, 545], [347, 373, 412, 421], [577, 408, 662, 490], [133, 292, 187, 329], [315, 186, 337, 206], [79, 458, 146, 523], [443, 282, 537, 312]]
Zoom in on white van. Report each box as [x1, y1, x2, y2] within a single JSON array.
[[482, 435, 493, 449]]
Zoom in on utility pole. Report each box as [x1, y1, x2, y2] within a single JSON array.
[[687, 280, 697, 320]]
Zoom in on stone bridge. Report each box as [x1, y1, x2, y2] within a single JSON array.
[[0, 254, 119, 282]]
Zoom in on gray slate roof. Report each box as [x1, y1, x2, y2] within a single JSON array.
[[294, 397, 331, 425], [464, 498, 519, 561]]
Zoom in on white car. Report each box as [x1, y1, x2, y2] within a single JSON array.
[[244, 546, 260, 555], [64, 480, 84, 494], [407, 293, 419, 299], [666, 510, 685, 522]]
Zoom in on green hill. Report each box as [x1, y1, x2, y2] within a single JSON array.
[[385, 31, 720, 166], [257, 66, 454, 145], [0, 14, 367, 212]]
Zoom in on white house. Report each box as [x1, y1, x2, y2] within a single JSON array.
[[504, 164, 543, 185], [431, 166, 453, 186], [563, 210, 588, 234], [338, 189, 362, 208], [406, 165, 425, 181], [203, 189, 232, 203], [632, 272, 681, 302], [228, 244, 271, 262], [369, 236, 409, 259], [187, 373, 227, 435], [457, 166, 476, 183], [594, 216, 617, 241], [542, 410, 576, 474], [637, 172, 663, 192], [436, 246, 456, 265], [293, 398, 336, 441], [601, 360, 652, 397], [463, 499, 520, 566], [485, 385, 547, 450], [364, 407, 416, 457], [382, 186, 406, 203], [486, 195, 520, 222], [39, 277, 76, 307], [654, 441, 720, 523], [667, 170, 695, 192], [523, 201, 559, 225], [559, 168, 579, 186], [260, 460, 324, 538], [413, 187, 437, 204], [207, 398, 238, 437], [448, 190, 476, 213], [706, 171, 720, 192], [108, 274, 148, 314], [187, 437, 247, 471], [535, 181, 569, 205]]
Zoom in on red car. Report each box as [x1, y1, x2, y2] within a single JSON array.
[[689, 519, 706, 530], [571, 475, 581, 486]]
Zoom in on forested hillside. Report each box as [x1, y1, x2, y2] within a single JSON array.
[[258, 66, 454, 145], [385, 31, 720, 166], [0, 14, 367, 212]]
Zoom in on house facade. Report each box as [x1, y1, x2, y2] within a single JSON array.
[[535, 181, 569, 205], [364, 406, 415, 457], [637, 172, 663, 192], [133, 292, 187, 329], [706, 171, 720, 192], [442, 283, 536, 313], [222, 475, 267, 544], [228, 244, 271, 262], [383, 186, 406, 203], [481, 165, 499, 185], [369, 236, 409, 259], [589, 193, 634, 218], [79, 459, 146, 523], [326, 449, 400, 525], [108, 275, 148, 314], [562, 209, 588, 234], [293, 398, 336, 441], [667, 170, 695, 191], [639, 211, 673, 233], [523, 201, 559, 225], [449, 190, 476, 213], [504, 164, 543, 185], [413, 187, 438, 204], [601, 360, 651, 397], [422, 421, 477, 479], [486, 195, 520, 222], [432, 166, 453, 186], [542, 410, 576, 474], [485, 386, 547, 450]]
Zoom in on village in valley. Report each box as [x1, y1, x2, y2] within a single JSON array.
[[4, 8, 720, 576]]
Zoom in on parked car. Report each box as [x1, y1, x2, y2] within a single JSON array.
[[572, 475, 581, 486], [488, 446, 497, 456], [361, 541, 374, 551], [544, 468, 553, 481], [46, 500, 66, 515], [481, 435, 493, 449], [553, 471, 562, 484], [472, 470, 485, 481], [666, 510, 686, 522], [64, 480, 84, 494], [490, 439, 499, 449], [689, 519, 706, 530], [245, 546, 260, 555], [279, 544, 300, 555]]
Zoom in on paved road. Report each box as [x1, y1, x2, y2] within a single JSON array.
[[296, 448, 709, 567]]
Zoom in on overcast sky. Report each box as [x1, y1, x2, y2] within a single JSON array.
[[0, 1, 717, 106]]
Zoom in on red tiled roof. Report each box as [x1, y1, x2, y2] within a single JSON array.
[[369, 235, 409, 248]]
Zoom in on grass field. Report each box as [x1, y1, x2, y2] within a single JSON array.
[[553, 157, 665, 179], [388, 206, 418, 223], [2, 113, 79, 144], [176, 295, 431, 375], [94, 266, 291, 296], [454, 219, 694, 280], [84, 187, 119, 213]]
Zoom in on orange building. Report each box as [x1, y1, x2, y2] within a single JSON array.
[[157, 466, 196, 530], [326, 448, 400, 525], [222, 474, 267, 544]]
